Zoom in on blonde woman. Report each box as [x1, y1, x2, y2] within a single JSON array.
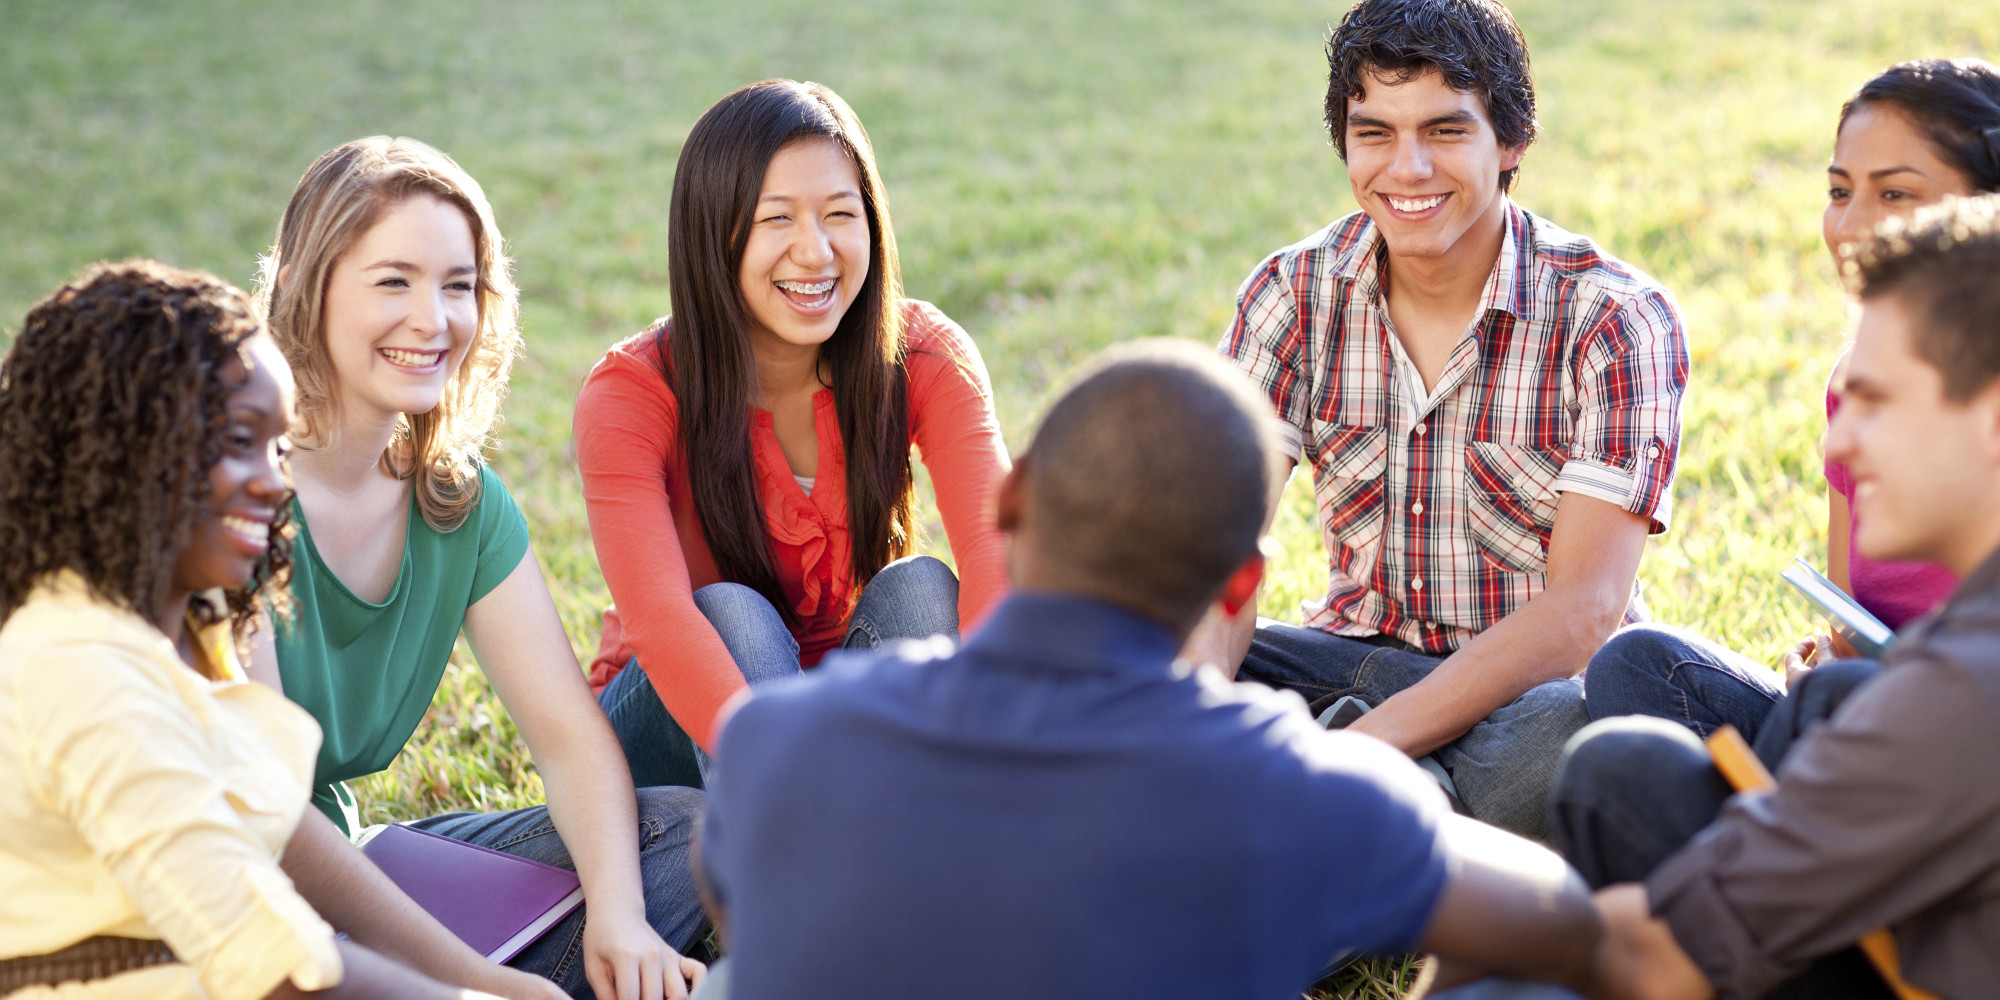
[[248, 137, 706, 1000]]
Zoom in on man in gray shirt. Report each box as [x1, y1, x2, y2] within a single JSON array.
[[1502, 195, 2000, 1000]]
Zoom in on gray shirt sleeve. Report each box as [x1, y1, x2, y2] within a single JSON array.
[[1645, 657, 2000, 999]]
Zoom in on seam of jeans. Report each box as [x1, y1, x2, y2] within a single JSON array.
[[487, 818, 561, 853], [547, 917, 587, 988], [605, 668, 655, 718], [637, 815, 663, 851], [1354, 645, 1396, 690]]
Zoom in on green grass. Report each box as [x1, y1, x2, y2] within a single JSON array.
[[4, 1, 1994, 994]]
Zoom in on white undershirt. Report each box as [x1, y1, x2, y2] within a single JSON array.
[[794, 474, 815, 497]]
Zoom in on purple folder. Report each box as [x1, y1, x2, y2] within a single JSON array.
[[359, 823, 585, 964]]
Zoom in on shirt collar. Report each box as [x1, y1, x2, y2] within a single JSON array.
[[1331, 200, 1536, 324], [962, 591, 1183, 676]]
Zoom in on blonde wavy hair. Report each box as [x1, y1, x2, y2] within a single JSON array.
[[254, 136, 519, 532]]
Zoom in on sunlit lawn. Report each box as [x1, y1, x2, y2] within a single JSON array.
[[5, 1, 1994, 994]]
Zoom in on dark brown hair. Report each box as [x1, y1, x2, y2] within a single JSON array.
[[661, 79, 912, 623], [1324, 0, 1538, 192], [1848, 194, 2000, 401], [1839, 59, 2000, 194], [0, 260, 294, 641]]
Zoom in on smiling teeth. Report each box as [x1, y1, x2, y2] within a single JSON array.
[[219, 515, 268, 540], [776, 279, 835, 295], [380, 348, 442, 367], [1389, 195, 1446, 213]]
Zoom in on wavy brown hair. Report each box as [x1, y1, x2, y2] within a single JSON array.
[[255, 136, 520, 532], [662, 79, 913, 623], [0, 260, 294, 644]]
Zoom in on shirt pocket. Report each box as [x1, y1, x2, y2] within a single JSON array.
[[1463, 440, 1566, 575], [1311, 425, 1389, 575]]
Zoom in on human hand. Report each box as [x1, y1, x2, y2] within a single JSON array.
[[470, 965, 567, 1000], [1586, 885, 1711, 1000], [1780, 634, 1833, 691], [583, 909, 706, 1000]]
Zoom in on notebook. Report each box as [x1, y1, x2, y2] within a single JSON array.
[[357, 822, 585, 964], [1780, 557, 1895, 659]]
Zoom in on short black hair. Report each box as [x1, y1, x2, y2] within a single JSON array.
[[1021, 341, 1280, 629], [1324, 0, 1538, 193], [1840, 59, 2000, 194], [1847, 194, 2000, 401]]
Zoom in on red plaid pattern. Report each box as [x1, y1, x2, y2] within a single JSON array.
[[1222, 204, 1688, 654]]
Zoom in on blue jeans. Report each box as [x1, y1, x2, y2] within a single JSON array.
[[1585, 623, 1884, 751], [599, 555, 960, 790], [406, 786, 709, 999], [1238, 620, 1589, 840]]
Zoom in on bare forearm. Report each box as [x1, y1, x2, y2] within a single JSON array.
[[267, 940, 496, 1000], [532, 718, 649, 923], [1351, 588, 1617, 755], [280, 811, 504, 989]]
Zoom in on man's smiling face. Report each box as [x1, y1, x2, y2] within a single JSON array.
[[1344, 67, 1522, 263]]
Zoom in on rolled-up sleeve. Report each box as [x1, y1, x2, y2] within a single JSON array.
[[1556, 287, 1687, 533], [19, 652, 341, 1000], [1646, 658, 2000, 999], [1220, 253, 1310, 462]]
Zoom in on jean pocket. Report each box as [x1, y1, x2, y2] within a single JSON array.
[[1463, 440, 1564, 575], [1311, 424, 1389, 579]]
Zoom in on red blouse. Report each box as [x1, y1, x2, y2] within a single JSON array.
[[573, 300, 1010, 750]]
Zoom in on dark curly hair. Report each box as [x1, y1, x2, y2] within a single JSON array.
[[0, 260, 294, 646], [1324, 0, 1539, 193], [1840, 59, 2000, 194]]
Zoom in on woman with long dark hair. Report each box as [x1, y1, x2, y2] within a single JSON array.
[[575, 79, 1009, 784], [0, 261, 504, 999]]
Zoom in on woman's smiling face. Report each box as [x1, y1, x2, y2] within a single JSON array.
[[1824, 102, 1976, 262], [736, 138, 871, 355], [321, 194, 480, 424], [172, 334, 295, 597]]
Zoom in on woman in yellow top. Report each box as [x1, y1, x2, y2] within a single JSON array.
[[0, 262, 523, 999]]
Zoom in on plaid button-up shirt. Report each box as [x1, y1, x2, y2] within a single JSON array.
[[1222, 204, 1688, 655]]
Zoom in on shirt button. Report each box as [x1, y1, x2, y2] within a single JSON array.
[[1410, 577, 1424, 591], [1415, 422, 1428, 436], [1412, 501, 1424, 515], [1423, 621, 1437, 631], [1647, 444, 1663, 459]]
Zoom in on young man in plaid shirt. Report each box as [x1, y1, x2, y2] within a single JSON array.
[[1199, 0, 1688, 839]]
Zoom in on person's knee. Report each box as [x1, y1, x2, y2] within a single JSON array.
[[693, 582, 787, 633], [868, 555, 959, 608], [1588, 623, 1701, 683], [1553, 715, 1708, 804]]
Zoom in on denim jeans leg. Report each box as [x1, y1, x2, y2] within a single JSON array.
[[1584, 624, 1785, 740], [1435, 678, 1590, 841], [1237, 619, 1441, 705], [1749, 658, 1879, 773], [1546, 715, 1735, 887], [844, 555, 960, 649], [1547, 715, 1896, 998], [688, 583, 801, 783], [599, 661, 708, 791], [405, 786, 709, 998]]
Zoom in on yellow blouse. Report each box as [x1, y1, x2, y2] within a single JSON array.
[[0, 572, 342, 999]]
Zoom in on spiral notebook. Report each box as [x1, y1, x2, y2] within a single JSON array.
[[357, 822, 584, 964]]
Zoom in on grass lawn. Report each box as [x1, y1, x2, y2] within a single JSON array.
[[5, 1, 1995, 994]]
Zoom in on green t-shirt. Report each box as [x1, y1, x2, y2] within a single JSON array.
[[277, 464, 531, 836]]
